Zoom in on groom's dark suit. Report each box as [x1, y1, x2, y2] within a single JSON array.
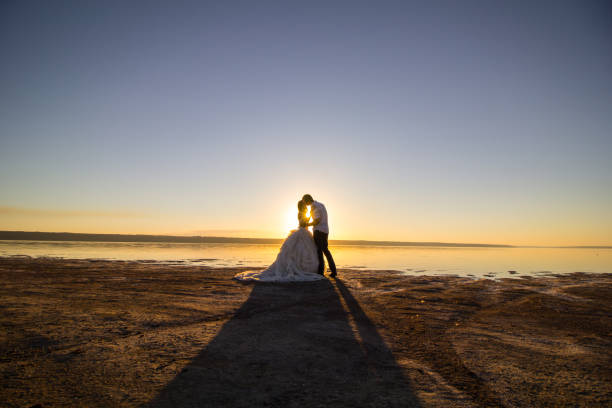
[[311, 201, 336, 276], [313, 230, 336, 276]]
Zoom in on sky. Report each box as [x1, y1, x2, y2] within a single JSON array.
[[1, 0, 611, 246]]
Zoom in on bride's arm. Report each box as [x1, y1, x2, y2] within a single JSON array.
[[307, 217, 320, 227], [307, 205, 320, 227], [307, 210, 320, 227]]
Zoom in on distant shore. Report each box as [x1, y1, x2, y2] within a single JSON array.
[[1, 256, 611, 407], [0, 230, 537, 248], [3, 230, 610, 249]]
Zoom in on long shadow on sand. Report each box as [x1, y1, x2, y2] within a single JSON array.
[[145, 278, 420, 407]]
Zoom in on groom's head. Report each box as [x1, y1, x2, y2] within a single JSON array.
[[302, 194, 314, 205]]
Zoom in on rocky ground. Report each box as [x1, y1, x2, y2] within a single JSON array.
[[0, 257, 610, 407]]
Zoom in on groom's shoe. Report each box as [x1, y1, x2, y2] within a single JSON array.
[[329, 271, 337, 278]]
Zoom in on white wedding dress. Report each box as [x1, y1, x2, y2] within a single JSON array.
[[234, 225, 324, 282]]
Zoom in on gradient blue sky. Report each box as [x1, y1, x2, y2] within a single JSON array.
[[1, 1, 611, 245]]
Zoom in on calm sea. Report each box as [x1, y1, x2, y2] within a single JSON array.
[[1, 240, 611, 278]]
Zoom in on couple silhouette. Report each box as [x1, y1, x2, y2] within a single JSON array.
[[235, 194, 336, 282]]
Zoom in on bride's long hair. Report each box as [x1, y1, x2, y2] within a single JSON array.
[[297, 200, 308, 227], [297, 199, 307, 214]]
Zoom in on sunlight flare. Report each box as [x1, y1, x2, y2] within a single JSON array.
[[285, 206, 298, 233]]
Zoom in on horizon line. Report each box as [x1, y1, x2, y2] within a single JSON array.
[[1, 230, 611, 249]]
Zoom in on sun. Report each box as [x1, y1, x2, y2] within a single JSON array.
[[284, 205, 311, 233], [285, 206, 298, 233]]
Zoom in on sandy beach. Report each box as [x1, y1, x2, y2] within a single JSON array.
[[0, 257, 610, 407]]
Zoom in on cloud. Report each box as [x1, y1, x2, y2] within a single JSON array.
[[0, 206, 144, 218]]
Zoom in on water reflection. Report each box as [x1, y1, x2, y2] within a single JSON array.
[[0, 240, 610, 278]]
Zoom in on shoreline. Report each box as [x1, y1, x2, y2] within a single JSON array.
[[3, 231, 611, 249], [1, 257, 611, 407], [0, 230, 515, 247]]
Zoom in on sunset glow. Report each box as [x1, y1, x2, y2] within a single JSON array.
[[1, 2, 611, 246], [285, 206, 299, 234]]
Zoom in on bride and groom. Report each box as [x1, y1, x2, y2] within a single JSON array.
[[235, 194, 337, 282]]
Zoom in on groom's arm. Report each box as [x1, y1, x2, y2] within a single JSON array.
[[308, 206, 321, 227], [308, 217, 321, 227]]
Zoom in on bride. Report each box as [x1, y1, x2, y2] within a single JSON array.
[[234, 200, 324, 282]]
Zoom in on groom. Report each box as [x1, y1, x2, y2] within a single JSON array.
[[302, 194, 337, 278]]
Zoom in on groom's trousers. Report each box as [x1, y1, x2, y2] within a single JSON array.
[[313, 230, 336, 275]]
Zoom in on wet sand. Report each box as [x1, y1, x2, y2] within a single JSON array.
[[0, 257, 610, 407]]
